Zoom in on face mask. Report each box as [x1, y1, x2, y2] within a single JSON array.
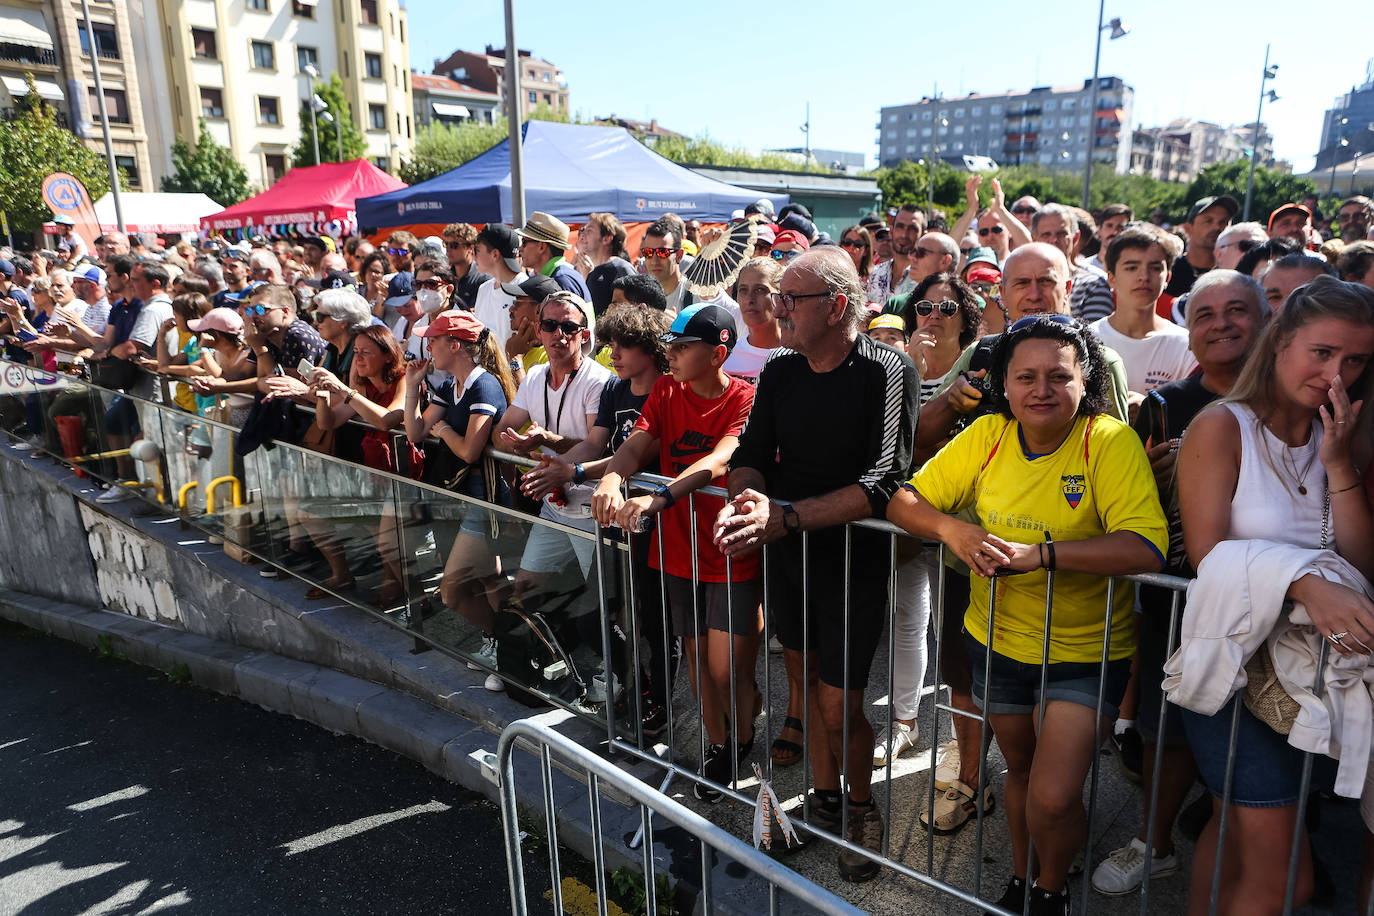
[[416, 289, 445, 313]]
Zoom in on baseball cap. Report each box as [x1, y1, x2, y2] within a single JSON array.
[[859, 212, 885, 229], [221, 248, 251, 263], [1267, 202, 1312, 231], [187, 307, 244, 335], [0, 259, 13, 278], [224, 280, 268, 304], [301, 236, 334, 252], [499, 274, 562, 302], [660, 303, 737, 350], [1185, 195, 1239, 224], [306, 269, 357, 291], [778, 213, 817, 240], [476, 224, 521, 273], [754, 224, 777, 246], [383, 272, 415, 307], [962, 246, 1000, 272], [773, 229, 811, 250], [966, 265, 1002, 285], [745, 199, 776, 219], [417, 309, 485, 342], [868, 313, 906, 335], [52, 214, 74, 226], [73, 265, 106, 286]]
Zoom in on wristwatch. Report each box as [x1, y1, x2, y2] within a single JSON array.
[[651, 482, 676, 509], [780, 502, 800, 534], [572, 463, 587, 484]]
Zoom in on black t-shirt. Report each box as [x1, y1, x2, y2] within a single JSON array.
[[586, 257, 635, 310], [732, 335, 920, 517], [453, 267, 491, 312], [1164, 256, 1207, 298], [595, 376, 656, 473]]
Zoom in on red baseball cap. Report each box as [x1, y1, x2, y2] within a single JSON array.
[[772, 229, 811, 250], [966, 266, 1002, 285], [1267, 203, 1311, 231], [417, 309, 485, 342]]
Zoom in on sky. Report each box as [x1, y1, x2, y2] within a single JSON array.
[[414, 1, 1365, 175]]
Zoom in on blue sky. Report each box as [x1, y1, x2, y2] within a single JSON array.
[[414, 1, 1362, 174]]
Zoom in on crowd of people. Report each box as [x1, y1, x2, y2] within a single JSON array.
[[3, 188, 1374, 915]]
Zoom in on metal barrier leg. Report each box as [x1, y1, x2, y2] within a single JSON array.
[[1079, 578, 1116, 915], [975, 575, 997, 900], [1281, 640, 1329, 916], [1140, 589, 1183, 913], [1208, 698, 1243, 916]]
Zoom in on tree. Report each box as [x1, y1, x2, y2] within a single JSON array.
[[0, 77, 115, 235], [161, 118, 251, 204], [399, 120, 507, 184], [1186, 160, 1316, 227], [290, 72, 367, 168]]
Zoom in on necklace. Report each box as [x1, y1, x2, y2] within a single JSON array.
[[1280, 438, 1318, 495]]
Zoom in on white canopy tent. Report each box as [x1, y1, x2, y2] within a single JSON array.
[[93, 191, 223, 234]]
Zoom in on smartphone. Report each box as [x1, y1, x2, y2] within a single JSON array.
[[296, 357, 314, 377], [1147, 389, 1170, 443], [16, 329, 37, 343]]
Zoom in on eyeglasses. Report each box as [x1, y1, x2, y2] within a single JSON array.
[[539, 318, 584, 336], [978, 226, 1005, 236], [1216, 239, 1258, 253], [840, 238, 865, 249], [414, 278, 445, 290], [769, 290, 832, 312], [1011, 205, 1038, 216], [640, 247, 679, 259], [770, 249, 802, 261], [914, 299, 959, 317], [1008, 313, 1075, 333], [386, 247, 409, 257], [915, 245, 945, 258]]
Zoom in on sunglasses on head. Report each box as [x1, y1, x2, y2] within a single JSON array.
[[414, 278, 445, 290], [1008, 313, 1075, 333], [978, 226, 1005, 236], [539, 318, 584, 336], [640, 247, 678, 259], [914, 299, 960, 317]]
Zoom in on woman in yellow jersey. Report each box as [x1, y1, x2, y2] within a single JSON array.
[[888, 314, 1167, 915]]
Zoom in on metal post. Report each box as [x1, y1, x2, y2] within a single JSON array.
[[503, 0, 526, 226], [1080, 0, 1106, 209], [1242, 45, 1272, 222], [80, 0, 122, 232], [308, 103, 320, 166]]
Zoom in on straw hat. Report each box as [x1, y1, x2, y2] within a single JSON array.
[[514, 211, 570, 251]]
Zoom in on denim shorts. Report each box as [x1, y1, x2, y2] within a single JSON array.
[[1180, 697, 1336, 808], [964, 632, 1131, 719]]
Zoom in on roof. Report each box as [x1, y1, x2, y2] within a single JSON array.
[[410, 72, 497, 97], [201, 159, 406, 232], [95, 192, 222, 234]]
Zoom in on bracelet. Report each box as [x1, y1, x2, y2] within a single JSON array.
[[343, 389, 355, 405], [1331, 481, 1363, 495], [572, 463, 587, 485], [1038, 543, 1046, 569], [1043, 532, 1057, 571]]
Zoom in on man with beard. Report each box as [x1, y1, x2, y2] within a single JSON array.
[[1165, 196, 1237, 297], [865, 204, 924, 303]]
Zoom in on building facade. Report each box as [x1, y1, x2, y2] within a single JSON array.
[[410, 71, 497, 132], [1317, 60, 1374, 170], [1, 0, 152, 189], [877, 77, 1134, 175], [1130, 118, 1274, 184], [431, 44, 566, 119], [127, 0, 412, 190]]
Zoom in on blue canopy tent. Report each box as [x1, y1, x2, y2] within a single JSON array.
[[356, 121, 788, 232]]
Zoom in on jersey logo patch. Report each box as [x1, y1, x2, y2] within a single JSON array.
[[1061, 474, 1085, 509]]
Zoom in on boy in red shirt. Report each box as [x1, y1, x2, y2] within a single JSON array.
[[591, 303, 760, 802]]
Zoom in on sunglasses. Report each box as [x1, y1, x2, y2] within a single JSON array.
[[1217, 239, 1258, 253], [960, 247, 974, 256], [1011, 205, 1038, 215], [445, 242, 465, 250], [914, 299, 960, 317], [640, 247, 679, 259], [840, 238, 865, 249], [916, 245, 945, 257], [539, 318, 584, 336], [386, 247, 409, 257], [1008, 313, 1075, 333], [241, 304, 285, 316], [874, 230, 891, 240], [414, 278, 446, 290], [770, 249, 802, 261], [978, 226, 1005, 236]]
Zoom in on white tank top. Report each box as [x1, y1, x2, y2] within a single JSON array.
[[1224, 402, 1327, 548]]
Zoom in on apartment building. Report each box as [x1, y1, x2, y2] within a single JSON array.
[[1130, 118, 1274, 184], [126, 0, 412, 189], [431, 44, 567, 119], [877, 77, 1134, 175], [410, 71, 497, 132]]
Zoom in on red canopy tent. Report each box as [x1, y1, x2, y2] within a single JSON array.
[[199, 159, 406, 239]]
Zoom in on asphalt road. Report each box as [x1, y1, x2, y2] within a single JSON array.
[[0, 619, 542, 915]]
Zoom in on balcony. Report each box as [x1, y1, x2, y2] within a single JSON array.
[[1005, 106, 1042, 119], [0, 106, 69, 128], [0, 41, 57, 67]]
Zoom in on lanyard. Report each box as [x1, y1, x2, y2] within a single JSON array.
[[543, 365, 579, 436]]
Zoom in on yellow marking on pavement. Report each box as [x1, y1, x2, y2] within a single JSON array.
[[543, 876, 629, 916]]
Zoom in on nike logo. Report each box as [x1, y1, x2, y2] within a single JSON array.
[[668, 430, 716, 458]]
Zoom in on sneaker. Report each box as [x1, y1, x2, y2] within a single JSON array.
[[641, 704, 668, 738], [694, 744, 728, 803], [800, 792, 842, 836], [920, 779, 994, 834], [933, 738, 961, 790], [986, 876, 1026, 915], [837, 801, 884, 882], [96, 484, 138, 504], [484, 673, 505, 693], [1090, 837, 1178, 896], [584, 671, 620, 706], [1112, 726, 1144, 784], [258, 567, 280, 579], [872, 720, 918, 768], [466, 635, 497, 671], [1029, 883, 1070, 916]]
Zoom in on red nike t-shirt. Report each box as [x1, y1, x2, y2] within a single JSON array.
[[634, 374, 760, 583]]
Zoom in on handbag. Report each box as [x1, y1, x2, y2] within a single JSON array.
[[299, 417, 337, 455], [1242, 481, 1329, 734]]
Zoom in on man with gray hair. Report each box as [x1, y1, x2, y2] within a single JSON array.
[[1212, 222, 1268, 271], [714, 246, 919, 883]]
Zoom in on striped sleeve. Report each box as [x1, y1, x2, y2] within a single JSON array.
[[856, 337, 921, 517]]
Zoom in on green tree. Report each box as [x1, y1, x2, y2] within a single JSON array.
[[399, 119, 508, 184], [1185, 160, 1315, 226], [0, 76, 115, 235], [161, 118, 251, 204], [647, 132, 831, 173], [290, 72, 367, 168]]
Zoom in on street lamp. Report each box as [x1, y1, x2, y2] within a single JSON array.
[[302, 64, 322, 166], [1242, 46, 1278, 221], [320, 110, 342, 162], [1081, 3, 1129, 208]]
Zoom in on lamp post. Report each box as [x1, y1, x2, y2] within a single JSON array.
[[320, 110, 342, 161], [1081, 3, 1128, 208], [302, 64, 321, 166], [502, 0, 525, 225], [1327, 117, 1351, 200], [79, 0, 122, 231], [1242, 46, 1278, 221]]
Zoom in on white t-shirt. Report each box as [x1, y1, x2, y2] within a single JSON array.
[[474, 273, 524, 350], [1089, 316, 1197, 394], [511, 358, 614, 518], [722, 334, 777, 385], [49, 301, 88, 364]]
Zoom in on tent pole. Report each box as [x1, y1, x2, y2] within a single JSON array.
[[503, 0, 525, 226]]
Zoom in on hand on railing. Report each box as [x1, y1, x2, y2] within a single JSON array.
[[498, 423, 551, 455], [519, 453, 573, 501], [712, 488, 777, 557], [590, 475, 626, 528], [614, 494, 658, 533], [263, 374, 309, 401], [943, 519, 1015, 578]]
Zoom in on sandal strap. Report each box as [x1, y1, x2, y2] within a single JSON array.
[[781, 715, 804, 731]]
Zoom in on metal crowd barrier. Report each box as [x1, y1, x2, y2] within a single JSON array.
[[3, 358, 1370, 915]]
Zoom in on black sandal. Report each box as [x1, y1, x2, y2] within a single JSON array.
[[770, 715, 804, 767]]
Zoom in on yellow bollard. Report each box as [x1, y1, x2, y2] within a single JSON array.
[[205, 476, 243, 514], [178, 481, 200, 511]]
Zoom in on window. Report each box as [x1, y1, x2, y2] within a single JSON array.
[[264, 153, 287, 184], [191, 28, 217, 59], [937, 109, 948, 118], [88, 87, 129, 123], [246, 0, 268, 10], [920, 127, 932, 137], [972, 122, 983, 132], [922, 111, 932, 121], [953, 124, 965, 135], [886, 114, 896, 123], [905, 127, 916, 137], [1063, 98, 1075, 109], [257, 96, 280, 125], [990, 104, 1002, 114], [971, 106, 982, 116], [368, 104, 385, 130], [78, 22, 119, 59], [250, 40, 274, 70], [1045, 100, 1058, 111], [297, 46, 317, 73], [199, 87, 223, 118], [114, 155, 139, 188], [1080, 115, 1090, 126], [542, 71, 550, 82], [292, 0, 314, 16], [364, 52, 381, 79], [1076, 151, 1087, 161], [527, 91, 536, 104], [373, 156, 389, 171], [885, 145, 896, 157], [905, 144, 916, 153], [954, 108, 966, 118], [543, 92, 551, 104], [359, 0, 378, 24]]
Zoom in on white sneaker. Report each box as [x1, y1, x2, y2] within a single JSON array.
[[484, 673, 505, 693], [1091, 837, 1178, 896], [96, 485, 138, 504], [933, 738, 961, 789], [872, 720, 918, 767], [466, 635, 497, 670]]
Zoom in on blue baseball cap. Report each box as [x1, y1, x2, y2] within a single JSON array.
[[225, 280, 267, 304], [384, 271, 414, 308], [660, 303, 736, 350]]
